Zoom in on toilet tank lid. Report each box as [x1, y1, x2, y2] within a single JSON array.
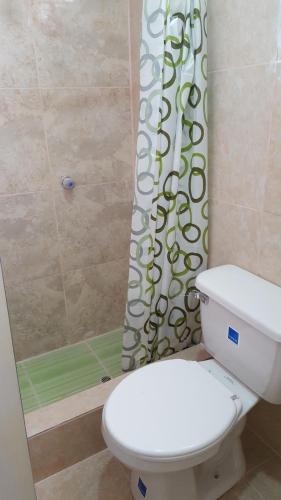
[[196, 265, 281, 343]]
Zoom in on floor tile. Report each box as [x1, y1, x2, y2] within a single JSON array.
[[35, 449, 281, 500], [35, 449, 132, 500], [88, 328, 123, 378], [24, 343, 107, 406], [220, 478, 264, 499], [220, 445, 281, 499], [17, 328, 124, 412], [242, 427, 275, 473], [247, 457, 281, 499]]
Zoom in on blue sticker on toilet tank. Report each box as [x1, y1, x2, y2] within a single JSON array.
[[228, 327, 239, 345], [138, 477, 147, 497]]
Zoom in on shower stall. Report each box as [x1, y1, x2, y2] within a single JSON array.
[[0, 0, 142, 415], [2, 0, 207, 422]]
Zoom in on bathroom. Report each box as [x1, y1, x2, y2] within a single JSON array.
[[0, 0, 281, 499]]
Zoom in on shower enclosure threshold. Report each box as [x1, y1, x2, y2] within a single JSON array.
[[16, 328, 123, 414], [22, 346, 203, 483]]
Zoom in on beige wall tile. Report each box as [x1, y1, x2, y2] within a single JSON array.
[[42, 88, 132, 189], [30, 0, 129, 87], [208, 201, 259, 272], [35, 449, 132, 500], [242, 427, 276, 474], [248, 401, 281, 457], [55, 183, 131, 272], [0, 2, 37, 87], [259, 212, 281, 286], [129, 0, 142, 150], [0, 192, 60, 285], [208, 0, 279, 71], [6, 274, 67, 360], [209, 64, 274, 210], [264, 163, 281, 218], [0, 0, 137, 360], [278, 17, 281, 62], [29, 408, 105, 482], [208, 1, 281, 461], [264, 63, 281, 217], [0, 90, 50, 195], [64, 258, 129, 343]]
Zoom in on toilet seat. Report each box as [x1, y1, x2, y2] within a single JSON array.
[[102, 359, 241, 472]]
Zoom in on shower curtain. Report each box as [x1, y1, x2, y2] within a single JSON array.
[[122, 0, 208, 371]]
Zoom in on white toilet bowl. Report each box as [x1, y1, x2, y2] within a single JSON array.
[[102, 358, 258, 500], [102, 266, 281, 499]]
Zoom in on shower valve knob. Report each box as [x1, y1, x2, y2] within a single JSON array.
[[61, 176, 75, 190]]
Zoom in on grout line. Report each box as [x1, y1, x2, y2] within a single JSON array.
[[209, 197, 281, 220], [0, 86, 131, 91], [0, 189, 50, 198], [263, 207, 281, 219], [30, 17, 70, 334], [86, 333, 123, 379], [208, 196, 259, 213], [85, 342, 111, 377], [74, 255, 129, 272], [52, 178, 134, 193], [21, 337, 89, 364], [245, 456, 273, 477], [89, 327, 123, 342], [256, 56, 278, 273], [247, 425, 281, 461], [246, 481, 266, 500], [60, 256, 129, 279], [5, 255, 129, 289], [242, 456, 270, 500], [127, 0, 137, 172], [34, 60, 69, 340], [20, 327, 122, 364], [0, 177, 135, 200], [5, 271, 64, 289], [21, 363, 41, 409], [208, 61, 275, 75]]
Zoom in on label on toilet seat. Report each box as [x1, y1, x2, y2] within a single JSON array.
[[138, 477, 147, 497]]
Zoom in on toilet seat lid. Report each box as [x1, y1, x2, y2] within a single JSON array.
[[103, 360, 239, 460]]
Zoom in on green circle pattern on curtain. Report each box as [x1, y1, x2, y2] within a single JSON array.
[[122, 0, 208, 371]]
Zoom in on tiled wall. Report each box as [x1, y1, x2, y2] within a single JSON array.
[[208, 0, 281, 282], [208, 0, 281, 462], [129, 0, 142, 150], [0, 0, 139, 360]]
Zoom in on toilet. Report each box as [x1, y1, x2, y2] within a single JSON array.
[[102, 265, 281, 500]]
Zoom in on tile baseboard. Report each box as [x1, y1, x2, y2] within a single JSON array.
[[28, 408, 105, 483]]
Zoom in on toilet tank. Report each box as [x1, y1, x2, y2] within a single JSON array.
[[196, 265, 281, 404]]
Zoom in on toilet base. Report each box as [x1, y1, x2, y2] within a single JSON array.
[[196, 435, 246, 500], [131, 467, 197, 500], [130, 434, 245, 500]]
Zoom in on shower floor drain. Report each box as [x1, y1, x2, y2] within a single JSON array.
[[101, 376, 112, 383]]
